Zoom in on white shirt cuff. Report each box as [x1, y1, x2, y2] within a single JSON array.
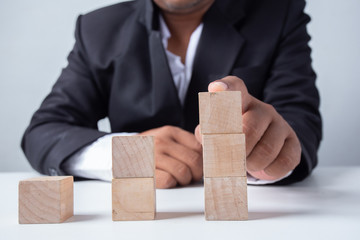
[[246, 170, 293, 185], [62, 132, 137, 181]]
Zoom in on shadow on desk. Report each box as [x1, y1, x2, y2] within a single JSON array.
[[156, 211, 311, 221], [248, 211, 313, 221], [156, 212, 203, 220], [67, 214, 107, 223]]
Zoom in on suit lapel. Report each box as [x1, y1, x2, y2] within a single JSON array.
[[137, 0, 183, 127], [149, 31, 182, 121]]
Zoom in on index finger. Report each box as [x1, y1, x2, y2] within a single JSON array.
[[168, 126, 202, 152], [208, 76, 252, 112]]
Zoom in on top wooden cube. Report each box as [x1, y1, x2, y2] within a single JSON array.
[[112, 136, 155, 178], [199, 91, 243, 134]]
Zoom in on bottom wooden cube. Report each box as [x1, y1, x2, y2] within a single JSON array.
[[112, 178, 156, 221], [205, 177, 248, 221], [18, 176, 74, 224]]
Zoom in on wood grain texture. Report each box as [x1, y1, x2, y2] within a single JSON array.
[[18, 176, 73, 224], [112, 136, 154, 178], [112, 178, 156, 221], [204, 177, 248, 221], [199, 91, 243, 134], [203, 133, 246, 177]]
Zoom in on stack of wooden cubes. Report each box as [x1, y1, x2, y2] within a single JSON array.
[[199, 91, 248, 220], [112, 136, 156, 221]]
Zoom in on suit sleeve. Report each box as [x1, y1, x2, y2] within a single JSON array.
[[263, 0, 322, 184], [21, 15, 109, 176]]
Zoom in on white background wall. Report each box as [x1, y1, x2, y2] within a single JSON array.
[[0, 0, 359, 172], [305, 0, 360, 167]]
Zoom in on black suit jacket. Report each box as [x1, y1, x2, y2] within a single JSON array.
[[22, 0, 322, 184]]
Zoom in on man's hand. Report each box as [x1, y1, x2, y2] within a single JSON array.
[[140, 126, 203, 189], [195, 76, 301, 181]]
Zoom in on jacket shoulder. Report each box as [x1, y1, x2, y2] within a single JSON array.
[[81, 1, 138, 29], [74, 1, 143, 64]]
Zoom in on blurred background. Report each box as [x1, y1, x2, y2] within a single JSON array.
[[0, 0, 359, 172]]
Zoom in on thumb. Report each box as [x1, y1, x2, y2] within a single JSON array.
[[208, 76, 252, 112], [194, 124, 202, 144], [207, 81, 228, 92]]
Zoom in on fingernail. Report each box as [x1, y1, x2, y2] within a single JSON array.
[[209, 81, 228, 92]]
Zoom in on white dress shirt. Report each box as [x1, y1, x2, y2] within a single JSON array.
[[62, 16, 291, 184]]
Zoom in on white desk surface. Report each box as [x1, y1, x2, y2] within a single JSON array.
[[1, 167, 359, 240]]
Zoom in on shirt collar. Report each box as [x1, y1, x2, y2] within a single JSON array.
[[159, 15, 171, 49]]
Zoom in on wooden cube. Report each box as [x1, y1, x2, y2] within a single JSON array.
[[18, 176, 73, 224], [112, 178, 156, 221], [202, 133, 246, 177], [204, 177, 248, 221], [199, 91, 243, 134], [112, 136, 155, 178]]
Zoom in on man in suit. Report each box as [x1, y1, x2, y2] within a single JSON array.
[[21, 0, 322, 188]]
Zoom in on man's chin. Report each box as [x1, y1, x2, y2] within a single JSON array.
[[153, 0, 209, 14]]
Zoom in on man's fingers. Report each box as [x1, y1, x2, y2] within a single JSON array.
[[155, 169, 177, 189], [158, 140, 203, 181], [140, 125, 203, 186], [263, 136, 301, 179], [166, 126, 202, 152], [247, 169, 278, 181], [155, 153, 192, 186], [246, 121, 287, 172], [208, 76, 252, 112], [242, 105, 272, 155], [247, 136, 301, 181]]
